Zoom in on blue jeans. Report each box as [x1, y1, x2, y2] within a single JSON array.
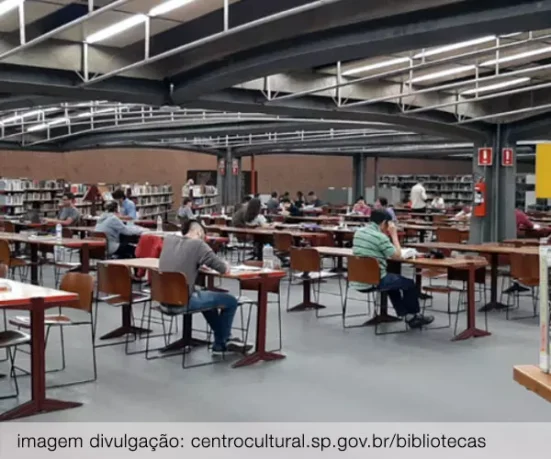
[[378, 273, 420, 317], [164, 291, 239, 348]]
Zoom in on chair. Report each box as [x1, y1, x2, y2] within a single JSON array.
[[236, 260, 283, 352], [0, 240, 30, 281], [162, 222, 180, 232], [147, 270, 225, 369], [10, 273, 97, 389], [432, 214, 448, 225], [342, 256, 381, 328], [0, 329, 30, 400], [94, 264, 151, 354], [505, 253, 539, 320], [286, 247, 341, 317], [435, 227, 463, 243], [273, 232, 293, 267], [87, 231, 108, 264], [214, 217, 227, 226]]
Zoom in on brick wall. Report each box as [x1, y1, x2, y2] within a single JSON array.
[[0, 148, 476, 202]]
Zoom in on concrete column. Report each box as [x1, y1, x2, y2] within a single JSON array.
[[496, 126, 517, 241], [234, 157, 243, 204], [352, 153, 365, 199], [216, 154, 227, 206], [469, 141, 494, 244], [223, 148, 235, 206]]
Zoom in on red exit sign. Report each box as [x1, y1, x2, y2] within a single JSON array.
[[478, 147, 493, 166]]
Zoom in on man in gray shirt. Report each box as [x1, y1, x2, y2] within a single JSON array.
[[158, 220, 249, 354], [46, 192, 81, 226], [266, 191, 280, 214]]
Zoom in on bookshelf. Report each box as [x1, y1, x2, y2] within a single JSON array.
[[378, 174, 532, 209], [121, 183, 173, 220], [183, 184, 220, 216], [0, 178, 64, 218]]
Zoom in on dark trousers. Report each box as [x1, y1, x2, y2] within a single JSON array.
[[378, 273, 420, 317], [114, 242, 136, 259]]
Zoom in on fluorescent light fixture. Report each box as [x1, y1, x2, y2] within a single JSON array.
[[76, 107, 116, 118], [149, 0, 197, 17], [0, 0, 23, 17], [410, 65, 476, 83], [27, 117, 68, 132], [342, 57, 410, 76], [462, 77, 530, 95], [86, 14, 146, 44], [482, 46, 551, 66], [414, 36, 495, 59], [0, 107, 57, 124]]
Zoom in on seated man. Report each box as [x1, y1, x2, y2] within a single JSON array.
[[352, 196, 371, 216], [113, 188, 137, 220], [46, 192, 81, 226], [95, 201, 144, 258], [158, 220, 250, 354], [280, 198, 300, 217], [266, 192, 280, 214], [375, 197, 396, 221], [352, 210, 434, 329], [306, 191, 323, 208], [515, 208, 536, 231], [178, 197, 195, 221]]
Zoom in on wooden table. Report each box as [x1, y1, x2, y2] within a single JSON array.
[[502, 238, 543, 246], [99, 258, 286, 368], [314, 247, 489, 341], [0, 232, 105, 284], [0, 280, 80, 421], [410, 242, 538, 312], [513, 365, 551, 403]]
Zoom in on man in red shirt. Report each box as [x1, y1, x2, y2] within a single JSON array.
[[515, 208, 534, 230]]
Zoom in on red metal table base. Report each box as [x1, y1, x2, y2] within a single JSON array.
[[159, 315, 209, 353], [452, 328, 491, 341], [288, 278, 326, 312], [233, 277, 285, 368], [0, 399, 82, 421]]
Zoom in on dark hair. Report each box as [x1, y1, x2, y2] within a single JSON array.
[[183, 197, 192, 206], [370, 209, 392, 225], [245, 198, 262, 222], [271, 191, 278, 198], [378, 197, 388, 207], [356, 196, 365, 203], [297, 191, 304, 199], [112, 189, 125, 200], [308, 191, 315, 196], [63, 192, 75, 200], [126, 188, 132, 197], [181, 218, 203, 236], [105, 201, 118, 213], [281, 198, 291, 204], [254, 193, 260, 198], [243, 195, 252, 203]]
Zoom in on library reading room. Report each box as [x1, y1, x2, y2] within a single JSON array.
[[0, 0, 551, 428]]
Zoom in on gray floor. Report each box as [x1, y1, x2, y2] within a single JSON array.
[[0, 262, 549, 422]]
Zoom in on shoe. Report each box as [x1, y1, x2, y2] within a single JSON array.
[[503, 283, 530, 294], [407, 314, 435, 329], [211, 339, 253, 356]]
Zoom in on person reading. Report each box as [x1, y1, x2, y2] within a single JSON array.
[[45, 192, 81, 226], [113, 188, 137, 220], [352, 209, 434, 329], [158, 219, 250, 354], [375, 197, 396, 221], [352, 197, 371, 216], [95, 201, 144, 258]]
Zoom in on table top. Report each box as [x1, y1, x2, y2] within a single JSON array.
[[502, 238, 543, 246], [513, 365, 551, 403], [204, 224, 324, 238], [313, 246, 488, 269], [0, 279, 79, 308], [100, 258, 286, 279], [0, 231, 105, 247], [409, 241, 539, 255]]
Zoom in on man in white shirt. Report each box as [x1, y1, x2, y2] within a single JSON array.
[[410, 182, 427, 212]]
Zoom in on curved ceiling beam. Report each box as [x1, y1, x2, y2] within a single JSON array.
[[60, 120, 406, 149], [171, 1, 551, 103], [234, 134, 454, 154], [187, 88, 490, 141]]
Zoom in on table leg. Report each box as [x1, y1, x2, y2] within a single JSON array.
[[30, 244, 39, 285], [233, 278, 285, 368], [288, 274, 326, 311], [100, 304, 151, 340], [0, 298, 81, 421], [80, 244, 90, 274], [452, 266, 491, 341], [159, 315, 209, 353], [479, 253, 507, 312]]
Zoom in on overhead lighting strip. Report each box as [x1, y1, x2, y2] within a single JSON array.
[[414, 36, 496, 59], [410, 65, 476, 83], [461, 77, 530, 95], [481, 46, 551, 66], [342, 57, 410, 76]]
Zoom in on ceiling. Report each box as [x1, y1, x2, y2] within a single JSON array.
[[0, 0, 548, 160]]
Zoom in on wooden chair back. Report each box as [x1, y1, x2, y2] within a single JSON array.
[[1, 221, 15, 233], [432, 214, 448, 225], [273, 233, 293, 253], [88, 231, 107, 260], [97, 264, 132, 301], [62, 227, 74, 239], [347, 256, 381, 285], [59, 272, 95, 313], [214, 217, 227, 226], [435, 227, 463, 243], [510, 253, 539, 282], [290, 247, 321, 273], [0, 263, 7, 278], [150, 270, 190, 306], [0, 240, 11, 265], [163, 222, 180, 232], [239, 260, 281, 294]]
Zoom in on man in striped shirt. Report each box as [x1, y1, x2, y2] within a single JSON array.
[[352, 210, 434, 329]]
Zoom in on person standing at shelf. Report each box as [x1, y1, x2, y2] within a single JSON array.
[[410, 181, 427, 213], [45, 192, 81, 226], [95, 201, 144, 258], [430, 193, 446, 210], [178, 197, 195, 221], [112, 188, 137, 220]]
